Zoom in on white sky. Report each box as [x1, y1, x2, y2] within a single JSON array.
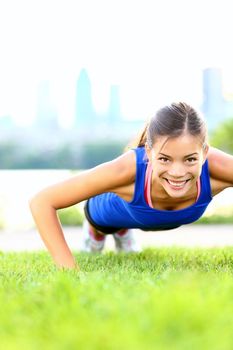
[[0, 0, 233, 127]]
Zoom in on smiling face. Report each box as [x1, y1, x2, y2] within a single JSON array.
[[145, 133, 209, 199]]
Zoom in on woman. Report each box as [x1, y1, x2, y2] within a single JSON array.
[[29, 102, 233, 269]]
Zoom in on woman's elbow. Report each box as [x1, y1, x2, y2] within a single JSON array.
[[29, 194, 41, 214], [29, 192, 48, 214], [29, 190, 57, 214]]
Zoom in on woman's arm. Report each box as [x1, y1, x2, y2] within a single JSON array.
[[29, 150, 136, 269], [208, 147, 233, 189]]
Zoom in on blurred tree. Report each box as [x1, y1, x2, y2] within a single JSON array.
[[58, 206, 84, 226], [210, 117, 233, 153], [81, 141, 125, 168], [0, 141, 19, 168], [0, 140, 126, 169]]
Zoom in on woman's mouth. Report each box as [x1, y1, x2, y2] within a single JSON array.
[[164, 178, 190, 190]]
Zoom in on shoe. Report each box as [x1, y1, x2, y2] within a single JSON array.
[[113, 229, 141, 252], [80, 220, 106, 253]]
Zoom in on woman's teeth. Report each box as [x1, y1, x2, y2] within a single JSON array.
[[166, 179, 189, 188]]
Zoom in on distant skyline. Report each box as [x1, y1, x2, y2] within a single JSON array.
[[1, 0, 233, 127], [1, 66, 233, 130]]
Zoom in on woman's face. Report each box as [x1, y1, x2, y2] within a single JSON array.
[[145, 133, 209, 199]]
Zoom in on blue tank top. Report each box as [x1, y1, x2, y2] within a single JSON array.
[[88, 146, 213, 231]]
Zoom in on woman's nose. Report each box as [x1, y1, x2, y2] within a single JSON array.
[[167, 163, 186, 178]]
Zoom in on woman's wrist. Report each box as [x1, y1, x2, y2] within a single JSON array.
[[54, 253, 77, 269]]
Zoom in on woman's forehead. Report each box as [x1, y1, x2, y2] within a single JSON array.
[[153, 134, 203, 155]]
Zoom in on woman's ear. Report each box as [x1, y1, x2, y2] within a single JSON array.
[[145, 142, 152, 163], [202, 143, 209, 163]]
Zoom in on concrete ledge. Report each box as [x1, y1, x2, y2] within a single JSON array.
[[0, 225, 233, 252]]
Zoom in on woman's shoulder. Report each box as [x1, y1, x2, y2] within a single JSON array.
[[207, 146, 233, 190], [110, 149, 137, 183]]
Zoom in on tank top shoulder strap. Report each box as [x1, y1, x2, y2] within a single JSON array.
[[199, 159, 212, 203], [131, 146, 148, 204]]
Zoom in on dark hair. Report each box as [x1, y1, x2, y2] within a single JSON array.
[[130, 102, 207, 150]]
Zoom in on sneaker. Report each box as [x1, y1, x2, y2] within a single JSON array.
[[113, 229, 141, 252], [80, 220, 106, 253]]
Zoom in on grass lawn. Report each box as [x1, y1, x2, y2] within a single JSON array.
[[1, 248, 233, 350]]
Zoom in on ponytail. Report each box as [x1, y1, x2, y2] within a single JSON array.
[[137, 123, 148, 147], [124, 123, 148, 152]]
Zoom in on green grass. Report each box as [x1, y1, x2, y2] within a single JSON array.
[[1, 248, 233, 349], [195, 206, 233, 225]]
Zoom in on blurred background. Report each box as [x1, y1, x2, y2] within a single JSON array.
[[0, 0, 233, 232]]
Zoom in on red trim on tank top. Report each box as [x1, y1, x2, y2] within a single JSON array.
[[144, 163, 201, 208]]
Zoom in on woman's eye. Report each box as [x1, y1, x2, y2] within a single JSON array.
[[187, 157, 197, 163], [158, 157, 169, 162]]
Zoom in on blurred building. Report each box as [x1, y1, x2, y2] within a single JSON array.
[[36, 80, 59, 129], [0, 115, 14, 128], [107, 85, 122, 124], [75, 68, 96, 127], [202, 68, 225, 130], [202, 67, 233, 130]]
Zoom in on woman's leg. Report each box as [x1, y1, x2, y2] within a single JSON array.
[[113, 229, 141, 252], [81, 220, 141, 253], [81, 220, 106, 252], [88, 223, 106, 241]]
